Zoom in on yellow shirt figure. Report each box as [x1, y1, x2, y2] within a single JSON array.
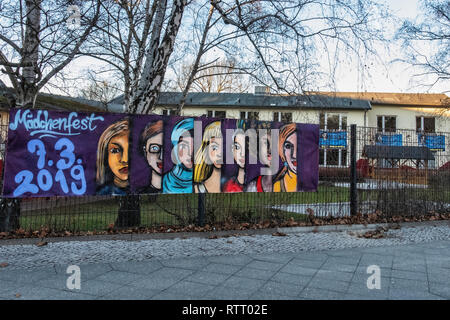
[[273, 171, 297, 192]]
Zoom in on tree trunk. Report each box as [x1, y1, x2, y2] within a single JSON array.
[[129, 0, 187, 114], [18, 0, 41, 108], [0, 198, 21, 232], [17, 87, 37, 108], [115, 194, 141, 229]]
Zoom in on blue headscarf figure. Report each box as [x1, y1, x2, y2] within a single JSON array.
[[162, 118, 194, 193]]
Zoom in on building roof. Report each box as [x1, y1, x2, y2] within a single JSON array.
[[0, 88, 105, 112], [110, 92, 372, 110], [362, 145, 435, 160], [308, 91, 449, 107]]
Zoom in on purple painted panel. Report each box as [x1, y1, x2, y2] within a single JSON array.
[[2, 108, 319, 197]]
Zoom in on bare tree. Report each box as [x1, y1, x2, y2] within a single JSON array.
[[78, 74, 121, 110], [85, 0, 389, 115], [0, 0, 101, 107], [174, 58, 249, 93], [209, 0, 389, 96], [80, 0, 188, 114], [397, 0, 449, 92], [81, 0, 156, 109], [171, 2, 250, 114]]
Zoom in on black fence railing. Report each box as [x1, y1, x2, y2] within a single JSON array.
[[0, 125, 449, 233]]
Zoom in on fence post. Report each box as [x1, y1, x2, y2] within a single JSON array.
[[350, 124, 358, 216], [197, 193, 206, 226], [0, 198, 21, 232]]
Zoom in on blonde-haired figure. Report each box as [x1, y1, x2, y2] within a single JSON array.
[[273, 123, 297, 192], [194, 121, 223, 193]]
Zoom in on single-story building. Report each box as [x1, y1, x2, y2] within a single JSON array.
[[109, 88, 450, 168]]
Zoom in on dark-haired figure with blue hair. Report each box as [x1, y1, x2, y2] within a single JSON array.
[[162, 118, 194, 193]]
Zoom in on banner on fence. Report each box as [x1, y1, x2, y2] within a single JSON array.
[[319, 131, 347, 149], [2, 109, 319, 197], [375, 133, 403, 146], [418, 134, 445, 152]]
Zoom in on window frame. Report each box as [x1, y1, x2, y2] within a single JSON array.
[[377, 115, 397, 133], [240, 111, 259, 120], [273, 112, 293, 123], [319, 112, 348, 167], [416, 116, 435, 134], [319, 112, 347, 131], [207, 110, 226, 119]]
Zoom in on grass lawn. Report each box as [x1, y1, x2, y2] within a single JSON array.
[[18, 184, 449, 232], [18, 186, 349, 232]]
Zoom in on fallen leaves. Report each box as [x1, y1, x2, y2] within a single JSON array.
[[272, 232, 287, 237], [356, 226, 389, 239], [106, 223, 115, 233], [36, 241, 48, 247], [15, 293, 21, 298], [0, 210, 447, 241], [0, 262, 9, 268]]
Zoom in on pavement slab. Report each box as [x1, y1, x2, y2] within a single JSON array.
[[0, 223, 449, 300]]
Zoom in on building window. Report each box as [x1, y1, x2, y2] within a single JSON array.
[[319, 112, 348, 167], [273, 112, 292, 123], [377, 115, 396, 133], [319, 112, 347, 131], [162, 109, 172, 116], [416, 116, 435, 133], [240, 111, 259, 120], [207, 110, 226, 119]]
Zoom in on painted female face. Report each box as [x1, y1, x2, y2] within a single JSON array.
[[207, 136, 223, 169], [178, 134, 193, 169], [108, 130, 129, 183], [145, 132, 163, 175], [284, 132, 297, 174], [233, 132, 245, 169], [259, 132, 272, 167]]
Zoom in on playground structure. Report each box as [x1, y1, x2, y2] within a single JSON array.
[[362, 145, 435, 185]]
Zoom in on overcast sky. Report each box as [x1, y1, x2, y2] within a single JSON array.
[[329, 0, 441, 94]]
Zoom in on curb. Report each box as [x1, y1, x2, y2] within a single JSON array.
[[0, 220, 448, 246], [277, 219, 450, 234]]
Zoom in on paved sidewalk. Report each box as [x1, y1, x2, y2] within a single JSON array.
[[0, 239, 449, 300]]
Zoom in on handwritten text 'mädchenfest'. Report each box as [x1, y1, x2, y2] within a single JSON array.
[[9, 109, 105, 138]]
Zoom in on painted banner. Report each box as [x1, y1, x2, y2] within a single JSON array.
[[418, 134, 445, 152], [2, 109, 319, 197], [319, 131, 347, 149]]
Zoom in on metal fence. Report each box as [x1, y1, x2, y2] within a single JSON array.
[[0, 125, 449, 233]]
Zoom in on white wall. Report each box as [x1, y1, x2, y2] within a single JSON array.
[[367, 105, 450, 132], [168, 106, 368, 127]]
